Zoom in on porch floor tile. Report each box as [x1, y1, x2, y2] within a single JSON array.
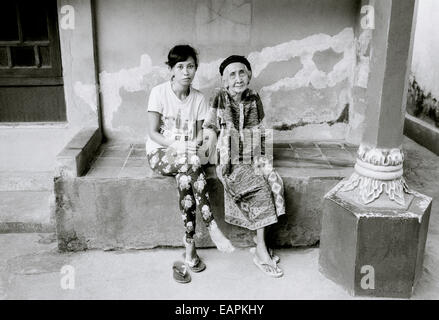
[[85, 141, 357, 178]]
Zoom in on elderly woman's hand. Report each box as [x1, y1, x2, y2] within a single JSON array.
[[197, 129, 218, 165], [169, 140, 198, 157], [169, 140, 187, 155]]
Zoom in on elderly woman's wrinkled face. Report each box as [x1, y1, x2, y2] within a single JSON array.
[[171, 56, 197, 87], [223, 62, 251, 95]]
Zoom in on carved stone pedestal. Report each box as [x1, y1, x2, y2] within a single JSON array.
[[318, 0, 430, 299], [318, 146, 432, 298]]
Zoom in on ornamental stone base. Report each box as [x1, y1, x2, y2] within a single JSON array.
[[318, 175, 432, 298]]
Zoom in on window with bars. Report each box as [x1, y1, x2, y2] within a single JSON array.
[[0, 0, 63, 84], [0, 0, 66, 122]]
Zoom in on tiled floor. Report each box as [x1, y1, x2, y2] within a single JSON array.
[[86, 141, 358, 178], [86, 144, 151, 179]]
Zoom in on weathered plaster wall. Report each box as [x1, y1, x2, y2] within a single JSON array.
[[0, 0, 100, 173], [345, 0, 373, 145], [411, 0, 439, 99], [408, 0, 439, 128], [58, 0, 100, 132], [93, 0, 366, 143]]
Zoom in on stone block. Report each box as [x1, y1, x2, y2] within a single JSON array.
[[319, 184, 432, 298], [56, 148, 82, 177], [55, 127, 102, 178], [54, 140, 356, 251], [0, 171, 54, 191], [0, 190, 55, 233], [54, 172, 343, 251]]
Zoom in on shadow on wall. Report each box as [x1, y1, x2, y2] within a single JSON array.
[[407, 76, 439, 128]]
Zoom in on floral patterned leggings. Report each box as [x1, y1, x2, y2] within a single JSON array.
[[147, 148, 214, 242]]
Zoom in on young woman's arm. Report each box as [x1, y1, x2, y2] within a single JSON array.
[[147, 111, 186, 154], [198, 102, 220, 165], [147, 111, 174, 148], [196, 120, 204, 146]]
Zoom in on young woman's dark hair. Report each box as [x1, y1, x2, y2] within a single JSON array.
[[166, 45, 198, 69]]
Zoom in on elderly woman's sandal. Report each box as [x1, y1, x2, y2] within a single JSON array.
[[173, 261, 191, 283], [253, 255, 283, 278], [251, 236, 280, 264]]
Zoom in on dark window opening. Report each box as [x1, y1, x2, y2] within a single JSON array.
[[0, 2, 19, 41], [11, 46, 36, 66], [0, 0, 65, 122], [0, 47, 8, 67], [19, 2, 50, 42]]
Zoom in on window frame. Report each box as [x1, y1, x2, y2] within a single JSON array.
[[0, 0, 63, 87]]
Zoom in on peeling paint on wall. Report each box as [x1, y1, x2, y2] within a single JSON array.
[[258, 28, 355, 93], [99, 55, 168, 135], [354, 29, 372, 88], [95, 26, 362, 142], [73, 82, 98, 114], [349, 102, 366, 130], [255, 28, 356, 130], [345, 28, 373, 144]]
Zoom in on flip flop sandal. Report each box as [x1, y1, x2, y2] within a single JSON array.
[[173, 261, 191, 284], [249, 247, 280, 264], [253, 255, 283, 278], [252, 236, 280, 264], [268, 249, 280, 264], [182, 253, 206, 273]]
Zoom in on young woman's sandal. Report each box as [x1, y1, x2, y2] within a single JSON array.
[[173, 261, 191, 283], [253, 255, 283, 278], [182, 236, 206, 272], [182, 253, 206, 273]]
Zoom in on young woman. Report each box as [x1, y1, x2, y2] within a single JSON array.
[[146, 45, 234, 281]]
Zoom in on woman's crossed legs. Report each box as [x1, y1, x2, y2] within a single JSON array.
[[147, 148, 234, 255]]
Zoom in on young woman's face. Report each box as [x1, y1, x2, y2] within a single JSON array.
[[223, 62, 251, 95], [171, 57, 197, 86]]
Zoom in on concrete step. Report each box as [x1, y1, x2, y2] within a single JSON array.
[[0, 171, 53, 191], [0, 191, 55, 233], [55, 141, 357, 251]]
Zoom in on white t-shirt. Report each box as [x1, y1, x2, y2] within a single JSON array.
[[145, 81, 209, 154]]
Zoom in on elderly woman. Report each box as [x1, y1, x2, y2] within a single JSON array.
[[146, 45, 234, 283], [202, 55, 286, 278]]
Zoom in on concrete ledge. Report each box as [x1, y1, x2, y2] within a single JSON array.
[[0, 222, 55, 233], [0, 171, 54, 191], [55, 168, 352, 251], [55, 127, 102, 178], [54, 140, 357, 251], [404, 114, 439, 156], [0, 186, 56, 234]]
